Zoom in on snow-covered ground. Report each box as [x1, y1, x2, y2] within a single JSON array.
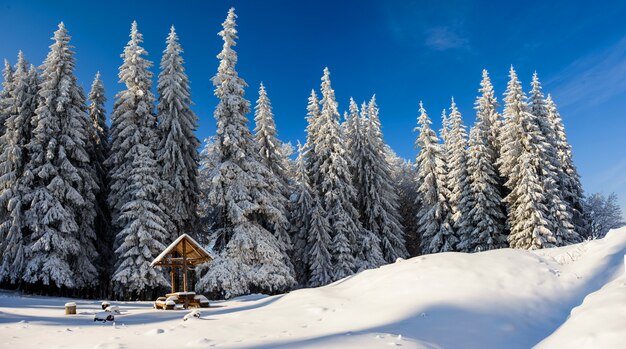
[[1, 227, 624, 349]]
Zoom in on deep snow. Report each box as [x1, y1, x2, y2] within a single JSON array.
[[1, 227, 624, 349]]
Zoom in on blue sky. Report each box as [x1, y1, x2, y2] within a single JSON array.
[[1, 0, 625, 215]]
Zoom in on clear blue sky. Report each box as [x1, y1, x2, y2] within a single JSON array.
[[1, 0, 625, 214]]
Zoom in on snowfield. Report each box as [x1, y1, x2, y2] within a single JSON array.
[[1, 227, 624, 349]]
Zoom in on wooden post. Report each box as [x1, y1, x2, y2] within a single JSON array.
[[170, 265, 176, 294], [182, 239, 188, 292]]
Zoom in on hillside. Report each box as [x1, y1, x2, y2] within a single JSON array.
[[1, 227, 624, 349]]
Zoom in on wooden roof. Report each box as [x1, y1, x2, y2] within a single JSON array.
[[151, 234, 213, 267]]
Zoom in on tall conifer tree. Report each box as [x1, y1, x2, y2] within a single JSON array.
[[304, 90, 322, 190], [362, 97, 407, 262], [307, 196, 333, 287], [0, 60, 15, 137], [445, 98, 472, 250], [415, 102, 456, 254], [87, 72, 113, 292], [157, 26, 200, 240], [0, 52, 38, 284], [22, 23, 99, 288], [254, 83, 289, 190], [464, 71, 507, 251], [528, 73, 579, 246], [499, 67, 556, 249], [546, 95, 586, 237], [253, 83, 292, 253], [316, 68, 361, 279], [196, 9, 294, 298], [289, 142, 314, 286], [108, 22, 169, 296]]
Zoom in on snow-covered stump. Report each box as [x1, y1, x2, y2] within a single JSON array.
[[64, 302, 76, 315], [101, 301, 111, 310]]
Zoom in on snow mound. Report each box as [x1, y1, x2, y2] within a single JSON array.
[[183, 309, 202, 321], [0, 227, 624, 348]]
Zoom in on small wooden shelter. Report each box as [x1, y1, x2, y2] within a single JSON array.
[[151, 234, 212, 293]]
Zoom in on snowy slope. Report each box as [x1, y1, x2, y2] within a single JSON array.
[[1, 227, 624, 349]]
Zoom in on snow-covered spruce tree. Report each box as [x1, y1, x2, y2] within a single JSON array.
[[280, 141, 296, 180], [344, 100, 367, 219], [0, 58, 17, 189], [498, 67, 556, 249], [253, 82, 292, 253], [528, 74, 579, 246], [108, 22, 170, 297], [196, 8, 295, 299], [303, 89, 322, 190], [437, 108, 457, 252], [307, 195, 333, 287], [75, 86, 102, 290], [0, 59, 15, 137], [156, 26, 200, 241], [478, 71, 504, 161], [415, 102, 457, 254], [289, 142, 314, 286], [478, 71, 509, 238], [21, 23, 99, 289], [86, 72, 113, 294], [298, 97, 333, 286], [254, 82, 290, 190], [0, 52, 38, 284], [196, 136, 219, 242], [464, 72, 507, 252], [0, 59, 16, 194], [445, 98, 472, 251], [362, 97, 407, 262], [466, 127, 507, 251], [388, 151, 420, 256], [344, 99, 363, 189], [477, 70, 508, 229], [316, 67, 361, 279], [546, 94, 586, 238], [349, 101, 385, 271], [439, 109, 450, 145]]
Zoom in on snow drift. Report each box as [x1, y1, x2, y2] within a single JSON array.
[[1, 227, 624, 348]]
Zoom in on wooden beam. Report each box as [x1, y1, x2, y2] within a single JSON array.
[[161, 257, 209, 263], [154, 257, 210, 265]]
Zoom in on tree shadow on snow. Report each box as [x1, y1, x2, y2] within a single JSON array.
[[0, 292, 283, 327]]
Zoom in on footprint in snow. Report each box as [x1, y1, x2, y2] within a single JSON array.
[[92, 343, 124, 349], [144, 328, 165, 335]]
